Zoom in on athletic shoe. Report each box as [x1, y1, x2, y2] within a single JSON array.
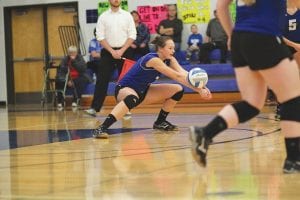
[[125, 111, 131, 116], [189, 126, 211, 167], [84, 108, 97, 117], [57, 103, 63, 111], [92, 126, 109, 139], [123, 111, 132, 120], [283, 159, 300, 174], [153, 120, 178, 131]]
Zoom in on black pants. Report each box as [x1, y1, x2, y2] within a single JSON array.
[[56, 76, 88, 104], [199, 41, 228, 64], [91, 48, 133, 112], [87, 60, 101, 75]]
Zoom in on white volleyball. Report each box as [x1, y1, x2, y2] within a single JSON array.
[[187, 67, 208, 88]]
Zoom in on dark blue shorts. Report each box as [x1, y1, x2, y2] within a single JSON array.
[[231, 31, 292, 70]]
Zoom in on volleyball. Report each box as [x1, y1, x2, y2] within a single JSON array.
[[187, 67, 208, 88]]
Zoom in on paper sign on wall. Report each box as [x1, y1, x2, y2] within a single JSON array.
[[98, 1, 128, 16], [137, 5, 168, 34], [177, 0, 210, 24]]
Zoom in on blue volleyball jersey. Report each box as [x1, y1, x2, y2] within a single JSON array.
[[118, 53, 171, 92], [282, 9, 300, 42], [234, 0, 286, 36]]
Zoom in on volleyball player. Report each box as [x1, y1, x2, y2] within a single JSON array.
[[93, 36, 212, 139], [190, 0, 300, 173], [283, 0, 300, 66], [276, 0, 300, 119]]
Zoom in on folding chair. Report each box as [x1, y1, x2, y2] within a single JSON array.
[[41, 63, 69, 108]]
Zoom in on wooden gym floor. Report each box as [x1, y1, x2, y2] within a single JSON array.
[[0, 102, 299, 200]]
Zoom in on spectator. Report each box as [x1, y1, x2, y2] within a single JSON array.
[[157, 4, 183, 52], [87, 28, 102, 77], [199, 10, 228, 64], [56, 46, 91, 110], [84, 0, 136, 117], [186, 24, 203, 61], [130, 10, 150, 60]]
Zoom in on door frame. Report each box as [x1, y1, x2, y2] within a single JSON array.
[[4, 2, 78, 104]]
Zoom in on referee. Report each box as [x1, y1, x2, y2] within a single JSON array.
[[85, 0, 136, 116]]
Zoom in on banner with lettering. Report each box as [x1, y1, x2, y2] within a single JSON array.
[[137, 5, 168, 34], [177, 0, 210, 24], [229, 1, 236, 22], [98, 1, 128, 16]]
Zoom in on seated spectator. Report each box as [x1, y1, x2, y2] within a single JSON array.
[[56, 46, 91, 110], [87, 28, 102, 78], [130, 10, 150, 60], [157, 4, 183, 52], [186, 24, 203, 61], [199, 10, 228, 64]]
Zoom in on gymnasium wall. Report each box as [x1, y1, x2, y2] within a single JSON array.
[[0, 0, 218, 103], [0, 2, 6, 104]]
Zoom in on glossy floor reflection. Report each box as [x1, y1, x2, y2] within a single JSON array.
[[0, 104, 299, 200]]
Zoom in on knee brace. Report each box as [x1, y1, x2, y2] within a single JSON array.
[[231, 101, 260, 123], [280, 96, 300, 122], [171, 89, 184, 101], [123, 95, 140, 110]]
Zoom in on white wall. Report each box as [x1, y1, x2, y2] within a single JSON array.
[[0, 0, 217, 104], [0, 1, 7, 103]]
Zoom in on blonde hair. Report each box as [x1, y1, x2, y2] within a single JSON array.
[[242, 0, 256, 5], [67, 45, 78, 53]]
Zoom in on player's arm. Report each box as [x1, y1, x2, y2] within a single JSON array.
[[168, 57, 211, 99], [217, 0, 233, 49], [283, 37, 300, 52], [169, 56, 189, 74], [146, 57, 212, 99]]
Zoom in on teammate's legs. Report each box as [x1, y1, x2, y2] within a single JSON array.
[[259, 58, 300, 173], [190, 66, 267, 166]]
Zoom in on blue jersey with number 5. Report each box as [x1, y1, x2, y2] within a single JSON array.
[[234, 0, 286, 36], [283, 9, 300, 42]]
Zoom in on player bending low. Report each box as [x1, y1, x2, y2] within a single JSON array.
[[92, 36, 212, 139]]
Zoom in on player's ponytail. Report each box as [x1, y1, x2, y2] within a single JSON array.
[[242, 0, 256, 6], [151, 36, 173, 51]]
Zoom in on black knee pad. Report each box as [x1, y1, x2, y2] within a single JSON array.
[[123, 95, 139, 110], [171, 89, 184, 101], [280, 96, 300, 122], [231, 101, 260, 123]]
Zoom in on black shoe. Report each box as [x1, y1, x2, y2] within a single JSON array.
[[283, 159, 300, 174], [92, 126, 109, 139], [189, 126, 211, 167], [153, 120, 178, 131]]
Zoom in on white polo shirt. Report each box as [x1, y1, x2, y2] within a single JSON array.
[[96, 8, 136, 48]]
